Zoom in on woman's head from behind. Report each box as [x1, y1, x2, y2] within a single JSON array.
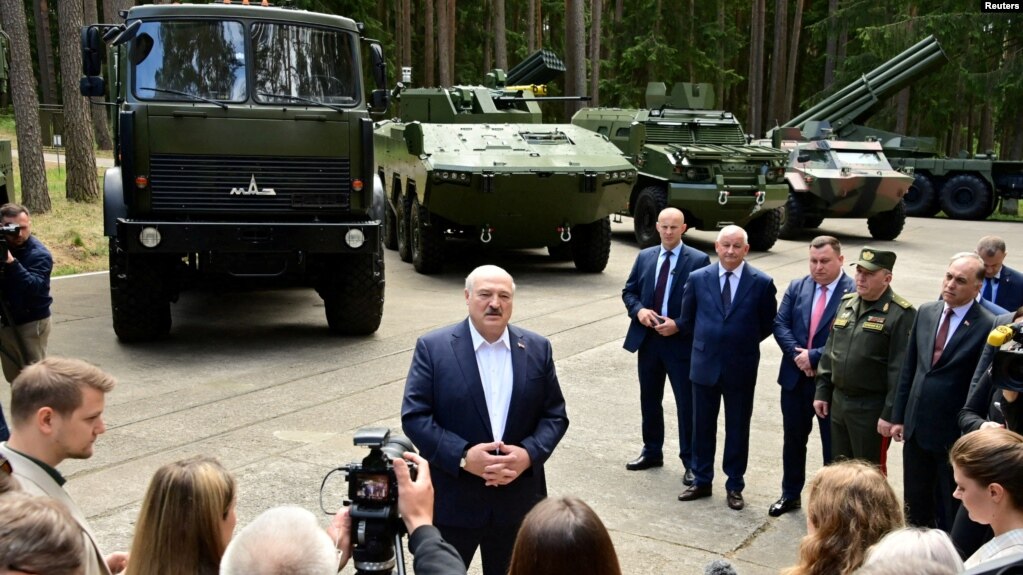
[[950, 427, 1023, 527], [508, 496, 621, 575], [862, 527, 964, 572], [792, 460, 904, 575], [127, 456, 236, 575]]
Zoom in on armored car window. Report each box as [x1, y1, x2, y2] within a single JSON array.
[[132, 20, 247, 103], [251, 23, 359, 106], [834, 151, 884, 166]]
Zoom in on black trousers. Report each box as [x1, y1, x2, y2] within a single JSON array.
[[903, 436, 959, 532], [780, 375, 832, 498], [437, 522, 520, 575]]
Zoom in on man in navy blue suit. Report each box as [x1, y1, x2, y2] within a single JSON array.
[[769, 236, 855, 517], [677, 225, 777, 510], [977, 236, 1023, 313], [622, 207, 711, 482], [401, 265, 569, 575]]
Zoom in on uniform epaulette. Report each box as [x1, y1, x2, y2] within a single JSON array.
[[891, 294, 913, 309], [841, 292, 856, 300]]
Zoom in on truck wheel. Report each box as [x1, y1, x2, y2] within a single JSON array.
[[745, 207, 782, 252], [411, 197, 444, 275], [867, 200, 906, 241], [632, 185, 667, 248], [904, 173, 940, 217], [803, 216, 825, 228], [779, 192, 806, 239], [571, 217, 612, 273], [396, 194, 412, 262], [382, 202, 398, 250], [109, 238, 172, 342], [321, 253, 385, 335], [939, 174, 992, 220]]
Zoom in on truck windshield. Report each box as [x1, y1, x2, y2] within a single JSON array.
[[132, 20, 247, 103], [251, 22, 359, 106]]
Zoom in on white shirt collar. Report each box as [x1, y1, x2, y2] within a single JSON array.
[[468, 320, 510, 351], [720, 261, 746, 277]]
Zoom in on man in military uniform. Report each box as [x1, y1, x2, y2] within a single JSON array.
[[814, 247, 915, 473]]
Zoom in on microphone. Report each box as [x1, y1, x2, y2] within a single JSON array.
[[704, 559, 739, 575], [988, 322, 1023, 347]]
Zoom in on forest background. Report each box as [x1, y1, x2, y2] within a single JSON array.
[[0, 0, 1020, 274]]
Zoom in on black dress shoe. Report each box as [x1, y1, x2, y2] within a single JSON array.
[[768, 496, 801, 517], [726, 490, 745, 510], [678, 484, 712, 501], [625, 455, 664, 471], [683, 468, 695, 486]]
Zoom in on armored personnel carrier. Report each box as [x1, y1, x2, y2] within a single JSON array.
[[572, 82, 789, 251], [374, 51, 636, 274], [764, 124, 913, 240]]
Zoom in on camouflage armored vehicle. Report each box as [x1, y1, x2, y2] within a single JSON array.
[[572, 82, 789, 251], [79, 3, 389, 341], [374, 51, 636, 274], [763, 124, 913, 240]]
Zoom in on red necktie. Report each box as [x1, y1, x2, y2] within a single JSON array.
[[652, 251, 673, 316], [807, 285, 828, 348], [932, 308, 953, 366]]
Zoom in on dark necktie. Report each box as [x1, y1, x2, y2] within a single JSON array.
[[983, 277, 994, 302], [721, 271, 733, 312], [932, 308, 953, 366], [808, 285, 828, 348], [652, 250, 673, 316]]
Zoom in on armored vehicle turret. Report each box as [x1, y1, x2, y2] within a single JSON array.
[[572, 82, 789, 251], [374, 51, 636, 274]]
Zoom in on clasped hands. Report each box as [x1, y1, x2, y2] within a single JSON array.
[[462, 441, 532, 487], [638, 308, 678, 336]]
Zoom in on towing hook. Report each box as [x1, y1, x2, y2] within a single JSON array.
[[755, 191, 765, 205], [718, 191, 730, 205], [558, 224, 572, 242], [480, 226, 493, 244]]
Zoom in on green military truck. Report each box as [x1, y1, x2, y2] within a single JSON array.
[[79, 3, 389, 341], [572, 82, 789, 251]]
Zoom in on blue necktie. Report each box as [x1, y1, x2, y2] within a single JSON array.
[[983, 277, 994, 302]]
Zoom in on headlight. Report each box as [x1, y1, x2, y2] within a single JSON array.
[[345, 229, 366, 249], [139, 227, 161, 248]]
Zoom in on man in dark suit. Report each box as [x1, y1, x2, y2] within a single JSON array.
[[622, 207, 711, 482], [677, 225, 777, 511], [977, 236, 1023, 313], [401, 265, 569, 575], [891, 252, 994, 531], [769, 236, 855, 517]]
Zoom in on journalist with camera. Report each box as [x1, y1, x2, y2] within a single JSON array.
[[0, 203, 53, 442]]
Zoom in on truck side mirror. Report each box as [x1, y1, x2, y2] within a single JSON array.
[[404, 122, 424, 156], [81, 26, 104, 77], [369, 89, 389, 114], [369, 43, 386, 90], [796, 153, 810, 164], [80, 76, 105, 98]]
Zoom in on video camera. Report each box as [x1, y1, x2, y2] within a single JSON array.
[[0, 223, 20, 263], [342, 427, 417, 575], [988, 322, 1023, 392]]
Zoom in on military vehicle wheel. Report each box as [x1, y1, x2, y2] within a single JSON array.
[[867, 200, 906, 241], [803, 216, 825, 228], [745, 208, 782, 252], [571, 217, 612, 273], [632, 185, 667, 247], [939, 174, 992, 220], [547, 243, 573, 260], [382, 203, 398, 250], [396, 195, 412, 262], [410, 197, 444, 274], [779, 192, 806, 239], [320, 253, 384, 335], [109, 238, 172, 342], [904, 174, 940, 217]]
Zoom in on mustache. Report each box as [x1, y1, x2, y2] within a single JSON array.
[[485, 307, 502, 316]]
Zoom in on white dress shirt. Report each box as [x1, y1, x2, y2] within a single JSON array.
[[468, 321, 513, 442]]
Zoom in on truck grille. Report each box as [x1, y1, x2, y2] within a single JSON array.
[[645, 123, 746, 145], [148, 154, 351, 213]]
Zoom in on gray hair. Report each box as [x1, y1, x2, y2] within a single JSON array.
[[860, 527, 963, 572], [716, 224, 748, 245], [949, 252, 986, 282], [220, 506, 337, 575], [0, 492, 84, 575], [465, 264, 516, 293]]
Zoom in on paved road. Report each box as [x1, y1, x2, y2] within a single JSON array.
[[7, 215, 1021, 574]]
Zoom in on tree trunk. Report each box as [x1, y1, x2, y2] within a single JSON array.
[[748, 0, 765, 138], [484, 0, 493, 74], [715, 0, 725, 109], [766, 0, 787, 132], [782, 0, 803, 121], [436, 0, 450, 85], [564, 0, 586, 117], [824, 0, 838, 89], [979, 100, 994, 155], [0, 0, 50, 212], [424, 0, 435, 87], [34, 0, 58, 106], [102, 1, 135, 23], [526, 0, 536, 53], [494, 0, 507, 71], [589, 0, 602, 107], [58, 0, 99, 202], [82, 0, 113, 151], [448, 0, 456, 83], [402, 0, 412, 72]]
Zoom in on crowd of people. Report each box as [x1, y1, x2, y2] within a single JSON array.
[[2, 202, 1023, 574]]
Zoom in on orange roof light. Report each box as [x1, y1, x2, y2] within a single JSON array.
[[352, 179, 364, 192]]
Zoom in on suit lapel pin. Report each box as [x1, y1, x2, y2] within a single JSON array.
[[518, 341, 525, 349]]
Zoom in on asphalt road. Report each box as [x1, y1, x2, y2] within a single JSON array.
[[8, 214, 1021, 574]]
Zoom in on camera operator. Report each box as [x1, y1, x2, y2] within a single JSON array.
[[330, 452, 467, 575], [0, 203, 53, 441]]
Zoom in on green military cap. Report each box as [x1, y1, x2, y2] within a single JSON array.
[[852, 247, 896, 272]]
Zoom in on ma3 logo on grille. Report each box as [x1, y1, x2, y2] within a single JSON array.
[[230, 175, 277, 196]]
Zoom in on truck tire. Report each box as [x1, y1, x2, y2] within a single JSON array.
[[571, 217, 611, 273], [745, 207, 782, 252], [321, 253, 385, 335], [867, 200, 906, 241], [779, 192, 806, 239], [939, 174, 992, 220], [396, 194, 412, 262], [383, 202, 398, 250], [632, 185, 667, 248], [904, 173, 939, 217], [108, 238, 172, 342], [411, 197, 444, 274]]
